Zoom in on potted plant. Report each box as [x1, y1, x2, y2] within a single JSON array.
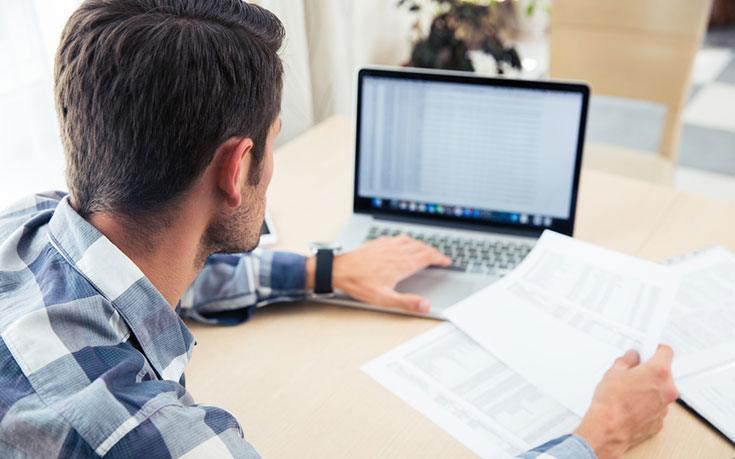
[[399, 0, 547, 75]]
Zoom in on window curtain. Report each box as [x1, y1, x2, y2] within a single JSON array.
[[256, 0, 417, 145], [0, 0, 417, 206]]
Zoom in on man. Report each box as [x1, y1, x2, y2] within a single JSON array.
[[0, 1, 677, 457]]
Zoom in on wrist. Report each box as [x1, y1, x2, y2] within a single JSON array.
[[574, 405, 628, 459], [331, 254, 350, 292], [308, 243, 342, 294]]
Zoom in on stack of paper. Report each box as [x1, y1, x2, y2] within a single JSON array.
[[363, 323, 579, 458], [363, 231, 735, 457], [664, 247, 735, 442], [444, 231, 677, 416]]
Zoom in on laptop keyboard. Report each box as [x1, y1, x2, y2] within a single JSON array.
[[365, 226, 533, 275]]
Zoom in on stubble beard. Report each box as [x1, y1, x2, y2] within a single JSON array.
[[197, 188, 264, 267]]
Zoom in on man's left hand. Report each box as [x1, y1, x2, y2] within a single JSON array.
[[306, 235, 451, 314]]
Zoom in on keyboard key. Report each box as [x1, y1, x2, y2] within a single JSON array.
[[364, 226, 533, 274]]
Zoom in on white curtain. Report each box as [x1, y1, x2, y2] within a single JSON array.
[[0, 0, 417, 207], [256, 0, 418, 145], [0, 0, 80, 206]]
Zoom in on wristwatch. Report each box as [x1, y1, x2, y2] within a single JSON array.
[[309, 242, 342, 296]]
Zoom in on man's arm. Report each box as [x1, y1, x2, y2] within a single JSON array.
[[518, 346, 678, 459], [103, 397, 259, 458], [178, 236, 451, 324], [571, 346, 678, 458], [517, 434, 595, 459], [178, 250, 307, 324]]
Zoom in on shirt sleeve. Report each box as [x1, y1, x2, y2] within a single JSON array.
[[516, 434, 596, 459], [178, 250, 308, 325], [105, 402, 260, 459]]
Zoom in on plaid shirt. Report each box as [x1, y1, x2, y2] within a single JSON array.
[[0, 192, 593, 458]]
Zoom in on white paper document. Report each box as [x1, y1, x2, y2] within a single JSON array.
[[660, 247, 735, 443], [678, 361, 735, 442], [662, 247, 735, 378], [444, 231, 677, 416], [362, 323, 580, 458]]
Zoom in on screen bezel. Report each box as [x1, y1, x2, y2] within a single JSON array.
[[353, 66, 590, 237]]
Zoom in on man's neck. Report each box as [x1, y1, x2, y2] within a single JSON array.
[[87, 210, 207, 308]]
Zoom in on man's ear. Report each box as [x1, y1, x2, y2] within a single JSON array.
[[215, 137, 254, 208]]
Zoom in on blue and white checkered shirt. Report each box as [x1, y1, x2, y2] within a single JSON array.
[[0, 193, 594, 458]]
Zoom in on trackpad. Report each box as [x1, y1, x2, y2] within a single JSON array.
[[396, 269, 493, 311]]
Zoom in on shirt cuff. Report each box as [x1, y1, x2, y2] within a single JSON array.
[[259, 251, 307, 296], [518, 434, 596, 459]]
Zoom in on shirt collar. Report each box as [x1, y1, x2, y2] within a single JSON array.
[[47, 196, 194, 382]]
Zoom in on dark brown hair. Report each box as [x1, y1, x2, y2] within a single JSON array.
[[55, 0, 284, 218]]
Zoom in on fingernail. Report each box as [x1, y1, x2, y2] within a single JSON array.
[[419, 300, 431, 313]]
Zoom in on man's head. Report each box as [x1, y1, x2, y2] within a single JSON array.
[[55, 0, 284, 253]]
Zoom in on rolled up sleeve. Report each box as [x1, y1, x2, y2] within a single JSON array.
[[516, 434, 596, 459], [178, 250, 307, 325]]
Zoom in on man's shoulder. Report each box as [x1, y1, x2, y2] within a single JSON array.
[[0, 305, 245, 457], [0, 191, 66, 230], [0, 197, 151, 458], [0, 196, 98, 334], [0, 191, 251, 457], [0, 238, 138, 395], [0, 191, 67, 273], [0, 294, 184, 457]]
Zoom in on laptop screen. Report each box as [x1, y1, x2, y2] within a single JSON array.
[[354, 68, 589, 236]]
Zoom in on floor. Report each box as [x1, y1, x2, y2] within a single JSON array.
[[585, 26, 735, 203], [682, 44, 735, 173], [677, 26, 735, 202]]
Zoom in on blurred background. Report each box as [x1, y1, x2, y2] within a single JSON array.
[[1, 0, 734, 207]]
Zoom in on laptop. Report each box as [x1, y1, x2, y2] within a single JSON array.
[[321, 66, 589, 319]]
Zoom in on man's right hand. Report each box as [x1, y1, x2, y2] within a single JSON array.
[[574, 345, 679, 459]]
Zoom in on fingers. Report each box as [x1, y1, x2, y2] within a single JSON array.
[[642, 345, 678, 403], [415, 245, 451, 267], [665, 382, 679, 403], [381, 290, 431, 313], [649, 344, 674, 368], [398, 238, 451, 268], [431, 249, 452, 266], [659, 379, 679, 404], [394, 234, 413, 245], [613, 349, 640, 370]]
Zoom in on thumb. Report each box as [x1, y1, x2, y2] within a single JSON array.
[[647, 344, 674, 368], [613, 349, 640, 370], [381, 290, 431, 313]]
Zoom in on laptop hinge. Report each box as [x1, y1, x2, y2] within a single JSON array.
[[370, 212, 544, 239]]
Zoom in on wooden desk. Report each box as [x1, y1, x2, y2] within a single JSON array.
[[186, 117, 735, 458]]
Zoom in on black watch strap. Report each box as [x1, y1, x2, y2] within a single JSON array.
[[314, 248, 334, 294]]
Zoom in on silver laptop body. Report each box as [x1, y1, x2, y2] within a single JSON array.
[[322, 67, 589, 319]]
